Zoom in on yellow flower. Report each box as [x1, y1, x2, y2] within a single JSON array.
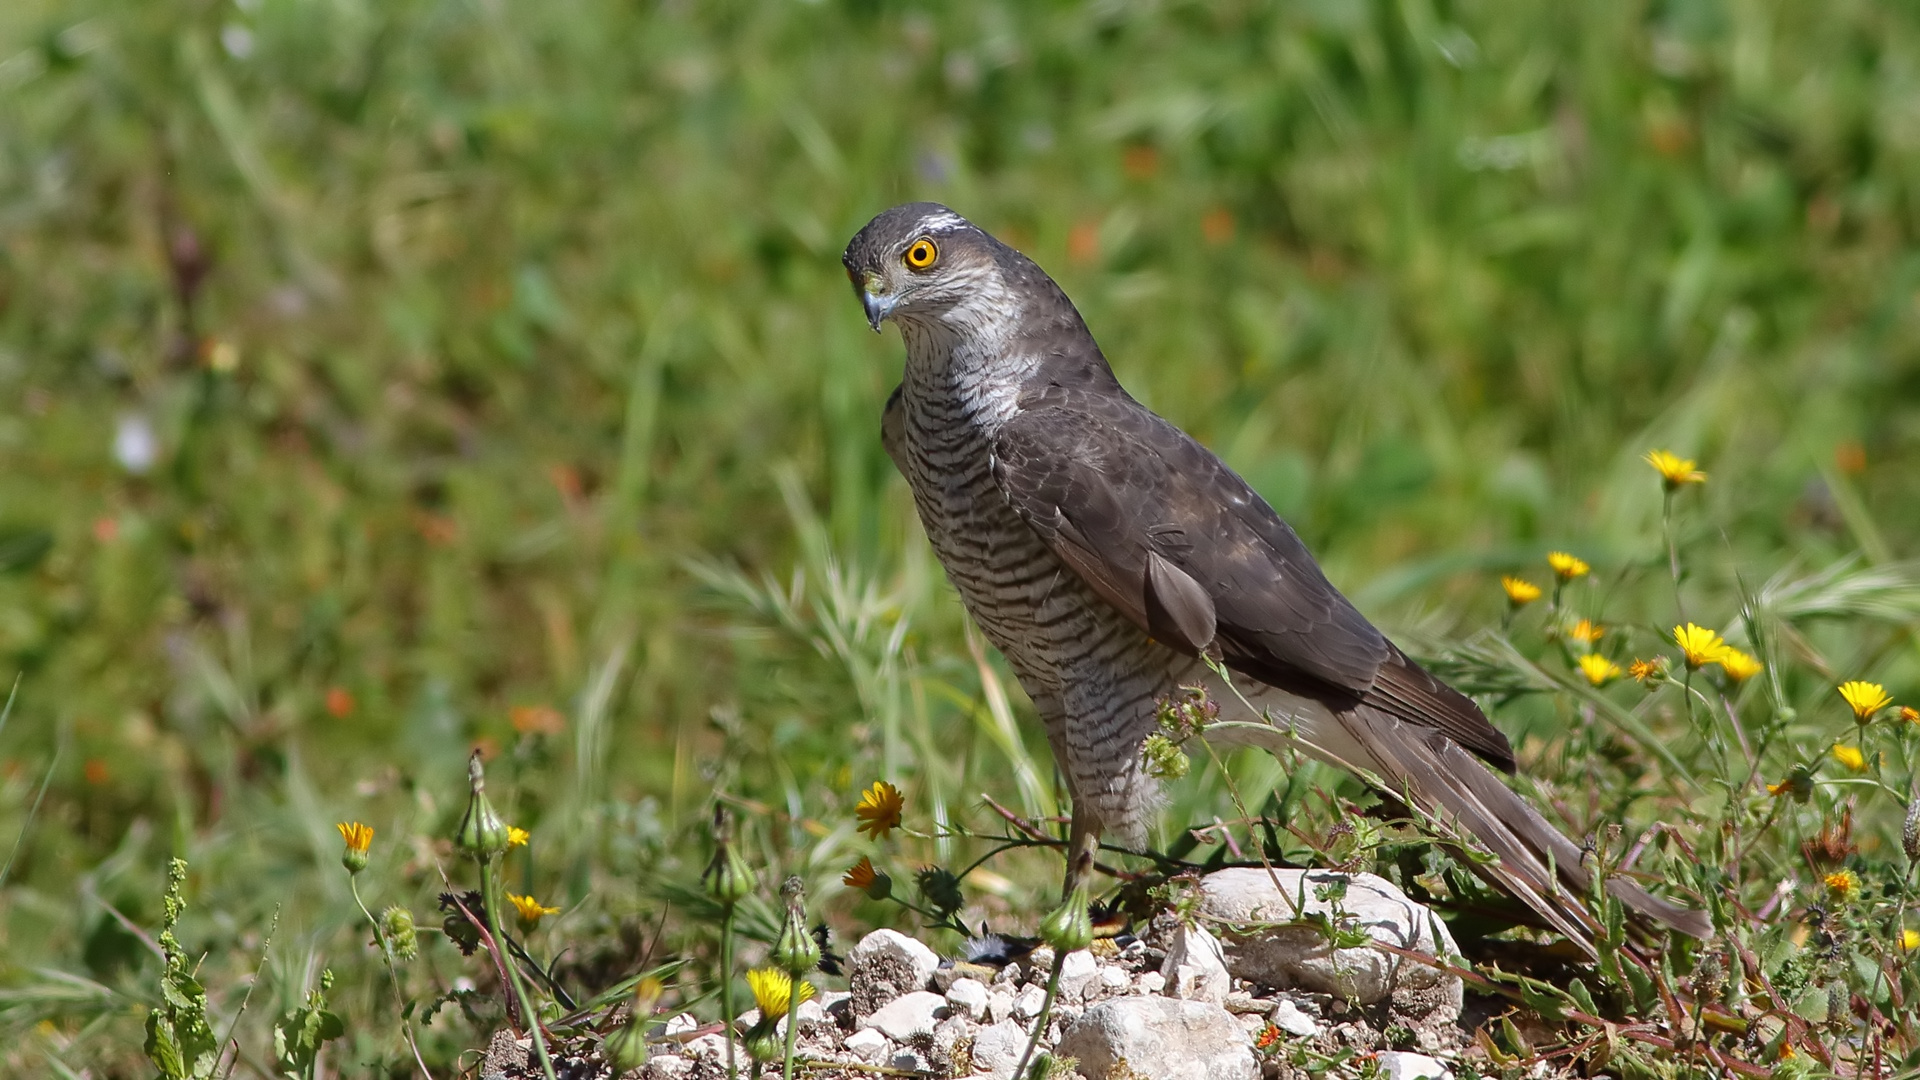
[[1766, 767, 1812, 802], [1568, 618, 1604, 645], [746, 967, 814, 1020], [507, 826, 530, 847], [1823, 869, 1860, 904], [1832, 745, 1867, 772], [1577, 654, 1622, 686], [1901, 929, 1920, 951], [1672, 624, 1729, 669], [337, 821, 374, 853], [1645, 449, 1707, 488], [1900, 705, 1919, 725], [506, 892, 560, 930], [336, 821, 374, 874], [854, 781, 904, 841], [1547, 552, 1591, 580], [1837, 680, 1891, 722], [842, 857, 877, 890], [1501, 576, 1542, 606], [1717, 649, 1763, 682], [1628, 657, 1666, 684]]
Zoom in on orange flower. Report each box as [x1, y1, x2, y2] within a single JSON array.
[[1628, 657, 1666, 684], [843, 857, 877, 890], [1568, 618, 1604, 645], [510, 705, 565, 736]]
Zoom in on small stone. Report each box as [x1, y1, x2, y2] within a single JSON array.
[[1012, 983, 1048, 1022], [1056, 997, 1259, 1080], [642, 1054, 691, 1080], [1379, 1051, 1453, 1080], [1161, 922, 1232, 1006], [1197, 868, 1463, 1017], [994, 963, 1022, 986], [1271, 999, 1321, 1038], [934, 961, 1001, 992], [987, 987, 1016, 1024], [860, 990, 947, 1041], [1223, 991, 1270, 1015], [1094, 965, 1130, 997], [662, 1013, 699, 1038], [843, 1027, 889, 1063], [849, 929, 941, 1013], [682, 1033, 736, 1062], [969, 1019, 1029, 1079], [890, 1048, 929, 1073], [947, 977, 991, 1021], [1134, 970, 1167, 995], [1058, 950, 1100, 999], [1029, 946, 1056, 971]]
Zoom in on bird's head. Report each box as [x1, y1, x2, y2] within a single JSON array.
[[842, 203, 1001, 333]]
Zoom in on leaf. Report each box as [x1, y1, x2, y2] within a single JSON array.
[[0, 527, 52, 575]]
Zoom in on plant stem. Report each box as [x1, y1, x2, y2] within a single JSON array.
[[1011, 950, 1065, 1080], [721, 904, 739, 1080], [479, 857, 559, 1080], [349, 878, 435, 1079], [781, 985, 801, 1080]]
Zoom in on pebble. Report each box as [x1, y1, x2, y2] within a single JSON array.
[[1012, 983, 1048, 1022], [842, 1027, 888, 1062], [946, 976, 991, 1021], [1380, 1051, 1454, 1080], [1272, 998, 1321, 1038], [859, 989, 946, 1041]]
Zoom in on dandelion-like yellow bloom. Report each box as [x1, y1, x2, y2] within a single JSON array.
[[1645, 449, 1707, 488], [1568, 619, 1604, 645], [1902, 929, 1920, 951], [1672, 624, 1729, 669], [336, 821, 374, 874], [1547, 552, 1590, 580], [1717, 649, 1763, 682], [746, 967, 814, 1020], [1501, 576, 1542, 606], [1628, 657, 1666, 684], [1823, 869, 1860, 903], [507, 826, 530, 847], [1901, 705, 1919, 725], [1832, 744, 1868, 772], [1577, 654, 1622, 686], [506, 893, 560, 930], [1837, 680, 1891, 721], [854, 781, 905, 841], [842, 857, 877, 890], [337, 822, 374, 853]]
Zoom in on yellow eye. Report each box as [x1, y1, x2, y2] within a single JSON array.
[[903, 237, 938, 270]]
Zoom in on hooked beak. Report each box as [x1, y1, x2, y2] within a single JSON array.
[[858, 272, 895, 332]]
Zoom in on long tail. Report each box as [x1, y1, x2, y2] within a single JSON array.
[[1342, 706, 1712, 955]]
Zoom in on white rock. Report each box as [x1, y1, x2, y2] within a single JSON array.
[[1056, 997, 1259, 1080], [1096, 965, 1131, 995], [1011, 983, 1048, 1022], [987, 986, 1016, 1023], [1057, 950, 1100, 999], [644, 1053, 692, 1079], [1271, 998, 1320, 1038], [849, 928, 940, 996], [859, 990, 946, 1041], [946, 977, 991, 1021], [890, 1048, 929, 1073], [1380, 1051, 1453, 1080], [842, 1027, 889, 1063], [1134, 970, 1167, 995], [682, 1033, 737, 1061], [1197, 868, 1462, 1013], [968, 1019, 1029, 1079], [662, 1012, 699, 1037], [1161, 922, 1232, 1005]]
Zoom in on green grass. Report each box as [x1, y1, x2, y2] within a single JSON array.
[[3, 0, 1920, 1075]]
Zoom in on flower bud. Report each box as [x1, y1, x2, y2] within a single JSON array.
[[603, 1018, 649, 1073], [456, 752, 509, 859], [771, 876, 820, 975], [1904, 794, 1920, 864], [381, 906, 419, 961], [1039, 881, 1093, 954], [703, 807, 756, 907]]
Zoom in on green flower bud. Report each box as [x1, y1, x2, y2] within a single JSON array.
[[603, 1018, 649, 1073], [381, 906, 418, 961], [771, 876, 820, 975], [744, 1025, 781, 1064], [1039, 881, 1093, 954], [702, 808, 756, 907], [456, 752, 509, 859]]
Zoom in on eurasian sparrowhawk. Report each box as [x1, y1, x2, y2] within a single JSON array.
[[842, 202, 1707, 949]]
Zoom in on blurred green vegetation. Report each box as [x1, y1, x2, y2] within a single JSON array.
[[3, 0, 1920, 1073]]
